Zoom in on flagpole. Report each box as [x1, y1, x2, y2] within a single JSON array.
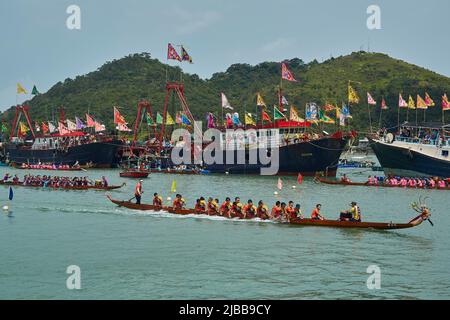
[[367, 100, 373, 134]]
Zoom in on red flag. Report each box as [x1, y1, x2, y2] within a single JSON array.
[[58, 122, 71, 135], [281, 63, 297, 82], [113, 106, 126, 125], [167, 43, 182, 61], [297, 173, 303, 185], [322, 104, 335, 112], [41, 122, 49, 134], [86, 114, 95, 127], [277, 178, 283, 190], [262, 110, 272, 123]]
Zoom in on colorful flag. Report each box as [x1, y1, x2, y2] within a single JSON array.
[[75, 117, 86, 130], [281, 63, 297, 82], [86, 114, 96, 127], [113, 106, 127, 125], [416, 95, 428, 110], [146, 113, 155, 126], [322, 104, 335, 112], [290, 106, 303, 122], [341, 104, 352, 118], [1, 123, 7, 133], [297, 173, 303, 185], [274, 106, 286, 120], [245, 113, 256, 125], [367, 92, 377, 105], [381, 98, 388, 110], [232, 112, 241, 125], [181, 113, 191, 125], [66, 119, 77, 131], [181, 46, 193, 63], [305, 103, 318, 121], [408, 95, 416, 109], [399, 94, 408, 108], [116, 123, 132, 132], [175, 112, 182, 124], [319, 110, 335, 124], [166, 113, 175, 125], [58, 121, 71, 135], [425, 93, 435, 107], [167, 43, 182, 61], [262, 110, 271, 123], [277, 178, 283, 190], [17, 83, 27, 94], [443, 94, 450, 111], [221, 93, 233, 110], [41, 122, 49, 134], [48, 122, 56, 133], [348, 85, 359, 104], [171, 180, 177, 193], [19, 122, 29, 133], [94, 121, 105, 132], [156, 113, 163, 124], [256, 93, 266, 107], [31, 85, 40, 95]]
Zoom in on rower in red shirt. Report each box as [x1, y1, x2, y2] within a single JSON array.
[[311, 204, 324, 220], [153, 193, 163, 207], [242, 199, 257, 219], [270, 201, 282, 220], [220, 197, 232, 218], [134, 179, 143, 204], [172, 194, 186, 210], [256, 200, 270, 220]]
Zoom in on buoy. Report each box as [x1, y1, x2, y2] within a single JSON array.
[[225, 172, 229, 175], [167, 197, 172, 201], [292, 186, 296, 189], [3, 205, 9, 211], [274, 191, 278, 195]]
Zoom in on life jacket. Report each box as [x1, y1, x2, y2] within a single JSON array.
[[257, 205, 269, 218], [153, 196, 163, 206], [351, 205, 361, 221], [173, 198, 185, 209], [243, 204, 256, 216], [286, 207, 296, 220], [199, 200, 206, 210], [271, 206, 282, 218], [368, 177, 373, 184], [232, 202, 243, 213], [220, 202, 231, 213]]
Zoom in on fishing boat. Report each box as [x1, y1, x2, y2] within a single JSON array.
[[369, 122, 450, 178], [119, 170, 149, 178], [0, 181, 125, 191], [106, 196, 432, 230], [315, 176, 450, 190]]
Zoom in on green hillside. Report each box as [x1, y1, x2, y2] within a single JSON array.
[[2, 51, 450, 134]]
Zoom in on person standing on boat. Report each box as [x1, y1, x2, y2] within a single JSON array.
[[134, 180, 143, 205], [311, 204, 324, 220], [340, 202, 361, 222], [153, 193, 163, 207], [101, 176, 108, 187]]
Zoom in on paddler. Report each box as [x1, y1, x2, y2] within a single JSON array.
[[285, 201, 296, 221], [173, 194, 186, 210], [340, 201, 361, 222], [207, 197, 219, 215], [195, 197, 207, 214], [134, 179, 143, 204], [153, 192, 163, 207], [270, 201, 282, 220], [230, 197, 243, 218], [220, 197, 232, 217], [294, 204, 304, 220], [341, 174, 351, 183], [311, 204, 324, 220], [256, 200, 269, 220], [242, 199, 257, 219], [101, 176, 108, 187]]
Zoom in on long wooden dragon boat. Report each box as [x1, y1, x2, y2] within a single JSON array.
[[315, 176, 450, 191], [0, 181, 125, 191], [106, 195, 432, 230]]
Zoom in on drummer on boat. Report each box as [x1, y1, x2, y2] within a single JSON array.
[[340, 201, 361, 222]]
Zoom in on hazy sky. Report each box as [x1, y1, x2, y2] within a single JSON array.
[[0, 0, 449, 110]]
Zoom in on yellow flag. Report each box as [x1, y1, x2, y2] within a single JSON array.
[[166, 112, 175, 125], [245, 113, 256, 125], [171, 180, 176, 193], [17, 83, 27, 94], [256, 93, 266, 107], [289, 106, 304, 122], [416, 95, 428, 110], [408, 95, 416, 109], [348, 85, 360, 104], [20, 122, 29, 133]]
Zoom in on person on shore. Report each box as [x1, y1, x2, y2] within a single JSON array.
[[311, 204, 324, 220], [134, 179, 143, 204], [340, 202, 362, 222], [243, 199, 257, 219], [220, 197, 232, 217], [256, 200, 269, 220], [153, 192, 163, 207]]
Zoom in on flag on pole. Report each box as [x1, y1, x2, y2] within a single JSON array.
[[146, 113, 155, 126], [181, 113, 191, 125], [408, 95, 416, 109], [262, 110, 272, 123], [289, 106, 303, 122], [66, 119, 77, 131], [256, 93, 266, 107], [319, 110, 335, 124], [94, 121, 105, 132], [274, 106, 286, 120], [166, 113, 175, 125], [48, 122, 56, 133], [156, 113, 163, 124], [281, 63, 297, 82], [244, 113, 255, 125], [75, 117, 86, 130], [116, 123, 132, 132], [381, 98, 388, 110], [277, 178, 283, 190], [322, 104, 335, 112], [17, 83, 27, 94], [19, 122, 29, 133], [416, 95, 428, 110], [113, 106, 127, 125], [425, 93, 435, 107], [367, 92, 377, 105], [281, 96, 289, 106], [442, 94, 450, 111], [297, 173, 303, 185], [31, 85, 40, 95], [86, 114, 96, 127], [180, 46, 193, 63], [348, 85, 359, 104], [167, 43, 182, 61], [41, 122, 49, 134], [171, 180, 177, 193], [399, 94, 408, 108], [58, 121, 71, 135], [221, 93, 233, 110]]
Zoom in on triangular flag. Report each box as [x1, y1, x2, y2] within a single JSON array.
[[156, 113, 163, 124], [166, 113, 175, 125], [48, 122, 56, 133], [181, 113, 191, 125], [181, 46, 193, 63], [116, 123, 132, 132], [221, 93, 233, 110], [367, 92, 377, 105], [17, 83, 27, 94], [416, 95, 428, 110], [31, 85, 40, 95], [442, 94, 450, 111], [245, 113, 256, 125], [94, 121, 105, 132], [113, 106, 127, 125], [167, 43, 182, 61], [256, 93, 266, 107], [281, 63, 297, 82], [58, 121, 71, 135], [408, 95, 416, 109], [66, 119, 77, 131], [425, 93, 435, 107], [348, 85, 359, 104], [399, 94, 408, 108], [262, 110, 272, 123], [290, 106, 302, 122], [86, 114, 96, 127], [274, 106, 286, 120], [146, 113, 155, 126], [41, 122, 49, 134], [75, 117, 86, 130]]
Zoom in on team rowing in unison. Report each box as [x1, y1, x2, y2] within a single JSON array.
[[2, 173, 109, 188], [134, 180, 362, 223], [338, 174, 450, 189]]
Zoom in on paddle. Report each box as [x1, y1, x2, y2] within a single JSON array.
[[428, 219, 434, 226]]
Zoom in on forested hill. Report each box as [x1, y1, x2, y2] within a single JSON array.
[[2, 51, 450, 132]]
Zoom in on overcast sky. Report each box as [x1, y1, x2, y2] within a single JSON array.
[[0, 0, 449, 110]]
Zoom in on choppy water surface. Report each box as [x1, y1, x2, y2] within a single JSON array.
[[0, 163, 449, 299]]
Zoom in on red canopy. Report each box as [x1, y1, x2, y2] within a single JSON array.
[[49, 132, 86, 137]]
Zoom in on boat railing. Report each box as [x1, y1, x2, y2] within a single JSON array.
[[396, 136, 440, 146]]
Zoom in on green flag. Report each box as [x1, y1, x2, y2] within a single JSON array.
[[1, 123, 7, 133], [146, 113, 155, 126], [31, 85, 39, 95], [273, 106, 286, 120], [156, 112, 163, 124]]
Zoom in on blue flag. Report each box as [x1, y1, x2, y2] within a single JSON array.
[[181, 114, 191, 125], [9, 187, 13, 200]]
